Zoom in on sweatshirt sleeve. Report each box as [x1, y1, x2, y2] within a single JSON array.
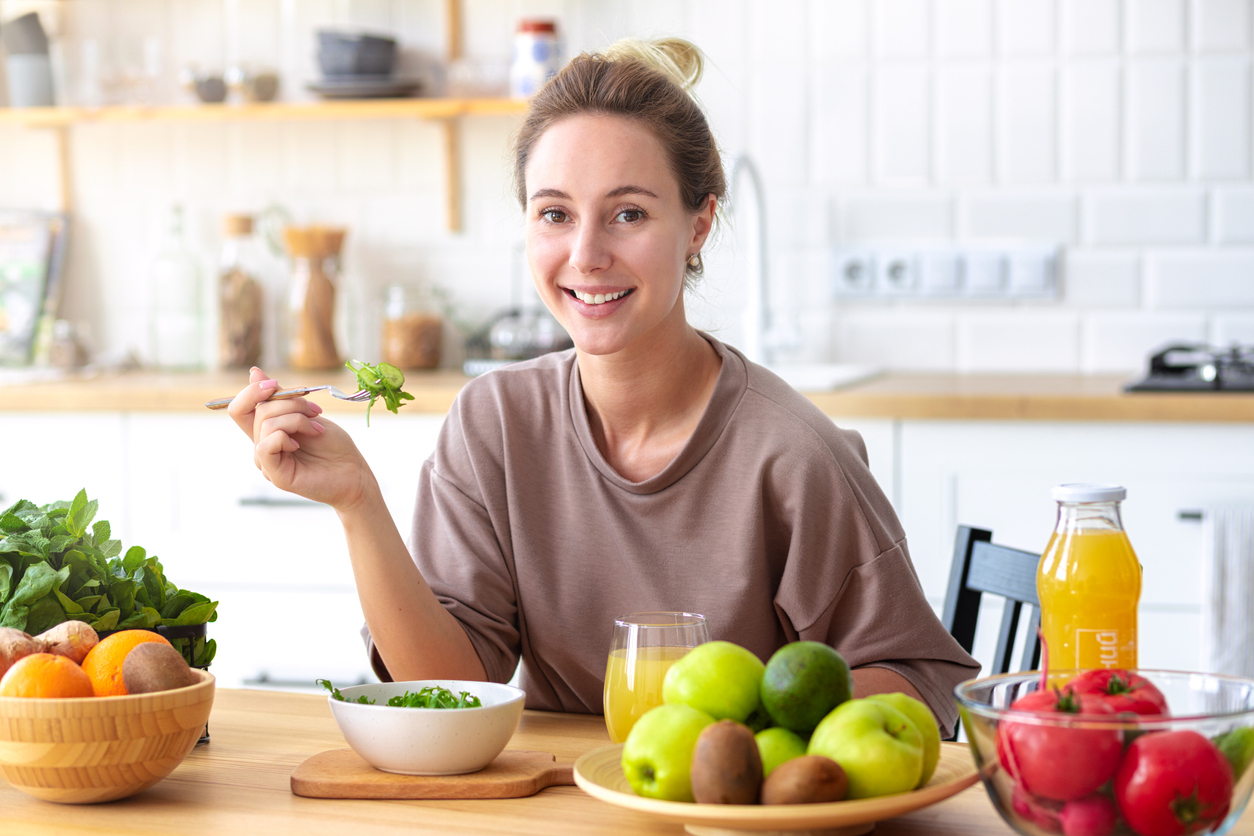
[[770, 420, 981, 738]]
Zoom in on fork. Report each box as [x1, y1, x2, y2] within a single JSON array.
[[204, 385, 372, 410]]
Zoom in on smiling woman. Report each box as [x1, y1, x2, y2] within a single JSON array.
[[224, 37, 979, 739]]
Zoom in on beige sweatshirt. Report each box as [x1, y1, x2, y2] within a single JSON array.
[[366, 336, 980, 735]]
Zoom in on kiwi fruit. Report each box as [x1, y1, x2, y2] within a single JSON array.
[[760, 754, 849, 805], [690, 720, 764, 804], [122, 642, 198, 694]]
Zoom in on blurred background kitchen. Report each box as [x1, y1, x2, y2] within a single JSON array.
[[1, 1, 1252, 691]]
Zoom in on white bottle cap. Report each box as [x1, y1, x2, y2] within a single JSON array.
[[1051, 483, 1127, 503]]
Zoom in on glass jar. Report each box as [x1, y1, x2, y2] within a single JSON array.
[[150, 204, 205, 370], [381, 284, 442, 370], [1037, 483, 1142, 678], [283, 226, 344, 370], [509, 19, 561, 98], [218, 213, 264, 369]]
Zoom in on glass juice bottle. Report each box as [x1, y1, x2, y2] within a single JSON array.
[[1037, 483, 1142, 680]]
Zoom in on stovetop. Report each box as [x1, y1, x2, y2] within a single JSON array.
[[1125, 343, 1254, 392]]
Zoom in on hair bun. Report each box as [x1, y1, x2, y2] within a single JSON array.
[[600, 37, 704, 92]]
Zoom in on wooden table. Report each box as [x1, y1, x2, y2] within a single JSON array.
[[4, 688, 1253, 835]]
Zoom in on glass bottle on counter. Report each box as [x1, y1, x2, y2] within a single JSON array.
[[150, 204, 205, 370], [1037, 483, 1142, 679], [381, 284, 442, 370], [218, 213, 264, 369]]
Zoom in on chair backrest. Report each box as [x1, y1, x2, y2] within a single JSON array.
[[941, 525, 1042, 675]]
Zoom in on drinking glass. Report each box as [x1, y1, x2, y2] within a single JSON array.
[[603, 612, 709, 744]]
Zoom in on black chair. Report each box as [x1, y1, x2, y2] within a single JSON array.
[[941, 525, 1042, 676]]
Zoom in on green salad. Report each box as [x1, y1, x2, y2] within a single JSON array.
[[346, 359, 415, 426], [319, 678, 482, 708]]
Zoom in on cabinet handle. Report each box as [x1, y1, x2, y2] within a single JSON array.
[[1178, 510, 1203, 522], [238, 497, 323, 508], [244, 673, 370, 689]]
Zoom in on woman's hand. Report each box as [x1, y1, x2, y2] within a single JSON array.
[[227, 367, 376, 512]]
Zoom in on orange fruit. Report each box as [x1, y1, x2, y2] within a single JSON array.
[[0, 653, 94, 698], [80, 630, 172, 697]]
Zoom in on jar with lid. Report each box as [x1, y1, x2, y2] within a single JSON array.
[[282, 226, 345, 370], [150, 204, 205, 370], [218, 213, 264, 369], [509, 19, 561, 98], [1036, 483, 1142, 678], [382, 284, 442, 370]]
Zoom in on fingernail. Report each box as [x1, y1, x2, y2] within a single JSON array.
[[250, 366, 260, 374], [311, 420, 325, 432], [309, 402, 324, 415], [260, 379, 278, 390]]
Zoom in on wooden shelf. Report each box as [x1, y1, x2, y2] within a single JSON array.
[[0, 96, 527, 128], [2, 96, 528, 231]]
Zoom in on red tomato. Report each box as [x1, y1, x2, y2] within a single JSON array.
[[1071, 669, 1170, 717], [1115, 730, 1234, 836], [998, 687, 1124, 801]]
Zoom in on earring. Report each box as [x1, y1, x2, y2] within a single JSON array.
[[687, 252, 702, 270]]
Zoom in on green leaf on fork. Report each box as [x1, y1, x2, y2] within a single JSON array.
[[345, 360, 415, 426]]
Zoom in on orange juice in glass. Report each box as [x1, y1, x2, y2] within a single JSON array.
[[1037, 484, 1141, 682], [603, 612, 709, 744]]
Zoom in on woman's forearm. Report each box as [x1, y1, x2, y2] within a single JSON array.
[[851, 666, 926, 705], [336, 481, 487, 682]]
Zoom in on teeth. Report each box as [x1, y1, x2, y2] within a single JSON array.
[[575, 290, 627, 305]]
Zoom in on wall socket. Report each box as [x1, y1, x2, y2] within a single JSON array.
[[831, 242, 1060, 300]]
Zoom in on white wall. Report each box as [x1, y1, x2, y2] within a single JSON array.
[[1, 0, 1252, 373]]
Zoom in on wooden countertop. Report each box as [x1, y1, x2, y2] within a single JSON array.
[[14, 687, 1245, 836], [2, 367, 1253, 422]]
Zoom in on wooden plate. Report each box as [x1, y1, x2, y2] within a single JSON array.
[[573, 741, 979, 836]]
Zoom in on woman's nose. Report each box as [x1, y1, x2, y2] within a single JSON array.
[[569, 224, 611, 274]]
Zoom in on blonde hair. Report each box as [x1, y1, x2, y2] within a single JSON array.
[[511, 37, 725, 281]]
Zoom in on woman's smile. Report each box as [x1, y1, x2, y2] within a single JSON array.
[[563, 286, 636, 316]]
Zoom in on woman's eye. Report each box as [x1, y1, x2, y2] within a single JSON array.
[[541, 209, 567, 223], [615, 208, 644, 223]]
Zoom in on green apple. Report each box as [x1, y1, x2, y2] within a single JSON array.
[[621, 704, 715, 801], [662, 640, 766, 723], [807, 698, 924, 799], [755, 726, 808, 777], [867, 692, 941, 788]]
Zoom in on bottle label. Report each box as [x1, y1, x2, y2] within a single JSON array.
[[1074, 628, 1133, 669]]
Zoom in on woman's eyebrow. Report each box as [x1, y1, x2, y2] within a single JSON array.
[[527, 185, 660, 202], [606, 185, 658, 199]]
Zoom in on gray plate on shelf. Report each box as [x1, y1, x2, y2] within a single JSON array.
[[306, 76, 422, 99]]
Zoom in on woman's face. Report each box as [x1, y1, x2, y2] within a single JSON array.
[[523, 114, 715, 358]]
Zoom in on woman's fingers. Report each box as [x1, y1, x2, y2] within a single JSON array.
[[227, 367, 281, 437]]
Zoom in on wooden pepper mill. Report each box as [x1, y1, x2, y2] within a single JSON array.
[[282, 225, 346, 370]]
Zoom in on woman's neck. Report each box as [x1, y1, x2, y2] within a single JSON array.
[[578, 323, 722, 483]]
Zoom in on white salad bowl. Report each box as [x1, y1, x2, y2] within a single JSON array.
[[326, 679, 526, 776]]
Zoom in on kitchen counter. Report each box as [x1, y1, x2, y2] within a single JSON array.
[[11, 687, 1247, 836], [2, 367, 1253, 422]]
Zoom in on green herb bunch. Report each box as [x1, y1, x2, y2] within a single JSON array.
[[319, 678, 482, 709], [346, 359, 415, 426], [0, 489, 218, 667]]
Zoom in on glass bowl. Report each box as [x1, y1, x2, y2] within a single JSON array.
[[955, 670, 1254, 836]]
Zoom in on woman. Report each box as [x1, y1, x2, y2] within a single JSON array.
[[228, 38, 978, 735]]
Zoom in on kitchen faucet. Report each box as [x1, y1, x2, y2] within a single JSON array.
[[727, 155, 799, 366]]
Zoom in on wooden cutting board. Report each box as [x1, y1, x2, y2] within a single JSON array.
[[290, 749, 576, 799]]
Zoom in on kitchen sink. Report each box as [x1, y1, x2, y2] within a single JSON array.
[[765, 363, 881, 392]]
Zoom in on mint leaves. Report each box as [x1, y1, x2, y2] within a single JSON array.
[[346, 359, 415, 426], [319, 678, 482, 708], [0, 490, 218, 667]]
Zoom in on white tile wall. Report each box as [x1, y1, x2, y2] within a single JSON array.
[[1, 0, 1251, 375]]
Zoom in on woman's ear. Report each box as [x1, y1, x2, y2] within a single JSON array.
[[690, 193, 717, 251]]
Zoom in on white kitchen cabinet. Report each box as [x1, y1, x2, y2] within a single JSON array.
[[0, 413, 130, 535], [897, 420, 1254, 675]]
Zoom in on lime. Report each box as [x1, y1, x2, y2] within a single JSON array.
[[760, 641, 852, 735]]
